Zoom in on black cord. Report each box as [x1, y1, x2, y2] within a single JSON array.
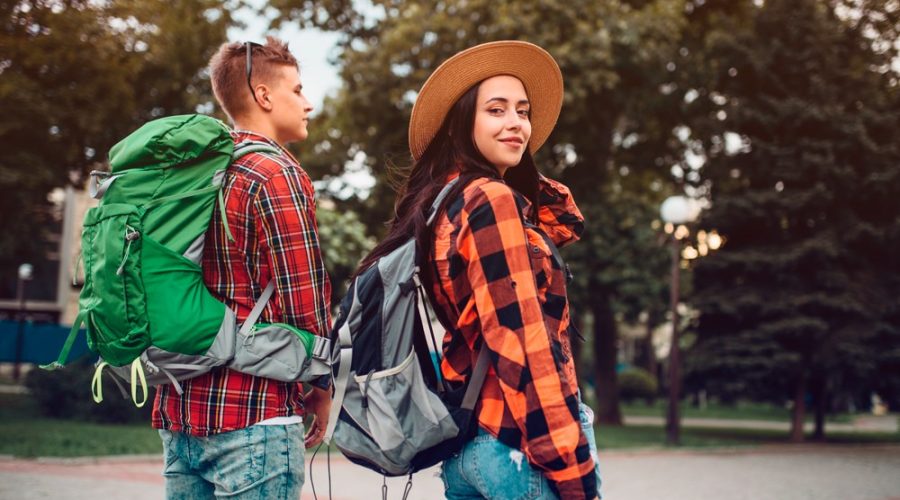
[[310, 442, 335, 500], [310, 442, 323, 500]]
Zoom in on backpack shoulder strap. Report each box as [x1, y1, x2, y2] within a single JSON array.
[[461, 347, 490, 410], [426, 177, 460, 227], [215, 140, 283, 243], [233, 140, 281, 162], [324, 283, 362, 443]]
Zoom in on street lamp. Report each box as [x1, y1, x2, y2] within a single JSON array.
[[14, 263, 33, 382], [660, 196, 695, 446]]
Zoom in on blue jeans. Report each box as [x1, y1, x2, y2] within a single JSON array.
[[159, 424, 305, 499], [442, 403, 602, 499]]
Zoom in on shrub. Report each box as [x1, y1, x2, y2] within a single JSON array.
[[618, 367, 659, 404], [25, 356, 153, 424]]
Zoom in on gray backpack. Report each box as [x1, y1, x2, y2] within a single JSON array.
[[323, 178, 490, 476]]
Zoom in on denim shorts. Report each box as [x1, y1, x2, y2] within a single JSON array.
[[159, 423, 305, 499], [441, 402, 602, 499]]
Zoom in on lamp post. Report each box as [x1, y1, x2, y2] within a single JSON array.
[[13, 263, 33, 382], [660, 196, 694, 446]]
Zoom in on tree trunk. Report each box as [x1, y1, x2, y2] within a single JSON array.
[[789, 371, 807, 442], [637, 312, 659, 383], [592, 290, 623, 425], [812, 376, 826, 441], [571, 312, 585, 395]]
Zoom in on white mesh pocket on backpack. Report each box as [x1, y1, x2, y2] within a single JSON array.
[[335, 349, 459, 474]]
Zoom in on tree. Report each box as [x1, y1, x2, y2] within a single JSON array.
[[685, 0, 900, 441], [0, 0, 235, 298], [315, 205, 375, 305], [271, 0, 688, 425]]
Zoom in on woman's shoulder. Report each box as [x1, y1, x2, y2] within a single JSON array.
[[443, 177, 528, 228], [461, 177, 519, 206]]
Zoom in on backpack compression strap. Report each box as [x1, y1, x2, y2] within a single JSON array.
[[240, 280, 276, 337], [39, 310, 86, 371]]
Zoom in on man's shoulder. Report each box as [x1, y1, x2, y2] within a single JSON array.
[[230, 147, 302, 186]]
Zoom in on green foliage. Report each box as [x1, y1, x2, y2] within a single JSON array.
[[271, 0, 689, 425], [24, 357, 153, 424], [684, 0, 900, 429], [315, 205, 376, 304], [618, 367, 659, 403], [0, 0, 235, 295]]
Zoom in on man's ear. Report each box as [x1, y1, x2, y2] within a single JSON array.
[[253, 85, 274, 111], [256, 84, 273, 111]]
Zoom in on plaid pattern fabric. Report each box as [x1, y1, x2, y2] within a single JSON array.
[[152, 131, 331, 436], [428, 175, 596, 498]]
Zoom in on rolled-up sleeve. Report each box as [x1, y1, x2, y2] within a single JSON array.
[[537, 175, 585, 248]]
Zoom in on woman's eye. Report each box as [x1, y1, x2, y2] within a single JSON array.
[[518, 109, 530, 117], [488, 108, 504, 115]]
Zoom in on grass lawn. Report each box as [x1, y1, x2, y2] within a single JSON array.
[[1, 391, 895, 458], [595, 424, 900, 450], [0, 419, 162, 457], [0, 392, 161, 458], [620, 400, 853, 423]]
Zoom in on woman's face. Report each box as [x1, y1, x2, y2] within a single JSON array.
[[472, 75, 532, 175]]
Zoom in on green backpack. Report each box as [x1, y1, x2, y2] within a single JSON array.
[[42, 114, 331, 406]]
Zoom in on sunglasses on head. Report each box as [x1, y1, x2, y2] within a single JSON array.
[[245, 41, 263, 99]]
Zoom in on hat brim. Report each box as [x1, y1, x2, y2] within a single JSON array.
[[408, 41, 564, 161]]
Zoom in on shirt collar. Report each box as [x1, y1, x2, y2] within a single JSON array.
[[232, 130, 300, 165]]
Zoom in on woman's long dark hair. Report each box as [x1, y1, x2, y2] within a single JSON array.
[[354, 80, 541, 277]]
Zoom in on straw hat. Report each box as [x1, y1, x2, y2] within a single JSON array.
[[408, 40, 564, 161]]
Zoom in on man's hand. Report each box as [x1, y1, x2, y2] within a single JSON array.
[[303, 386, 331, 448]]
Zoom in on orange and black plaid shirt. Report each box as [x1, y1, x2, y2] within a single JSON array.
[[152, 131, 331, 436], [428, 174, 596, 498]]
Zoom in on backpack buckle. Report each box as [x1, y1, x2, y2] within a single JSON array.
[[311, 336, 331, 361]]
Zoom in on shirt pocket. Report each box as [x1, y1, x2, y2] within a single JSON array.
[[525, 227, 554, 293]]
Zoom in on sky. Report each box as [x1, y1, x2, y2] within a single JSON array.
[[229, 5, 378, 196], [229, 5, 342, 112]]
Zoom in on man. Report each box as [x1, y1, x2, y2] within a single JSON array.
[[152, 37, 331, 499]]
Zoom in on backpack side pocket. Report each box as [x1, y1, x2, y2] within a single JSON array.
[[80, 204, 150, 366], [334, 349, 459, 474]]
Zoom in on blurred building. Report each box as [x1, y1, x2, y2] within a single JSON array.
[[0, 187, 94, 325]]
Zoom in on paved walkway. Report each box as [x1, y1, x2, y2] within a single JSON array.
[[2, 444, 899, 500]]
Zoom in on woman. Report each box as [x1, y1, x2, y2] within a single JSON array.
[[357, 41, 601, 499]]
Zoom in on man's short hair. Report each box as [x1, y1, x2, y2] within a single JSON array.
[[209, 36, 299, 120]]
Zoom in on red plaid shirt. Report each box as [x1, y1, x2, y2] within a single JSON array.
[[428, 174, 595, 498], [152, 131, 332, 436]]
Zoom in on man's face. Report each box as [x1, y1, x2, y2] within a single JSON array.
[[267, 65, 313, 145]]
